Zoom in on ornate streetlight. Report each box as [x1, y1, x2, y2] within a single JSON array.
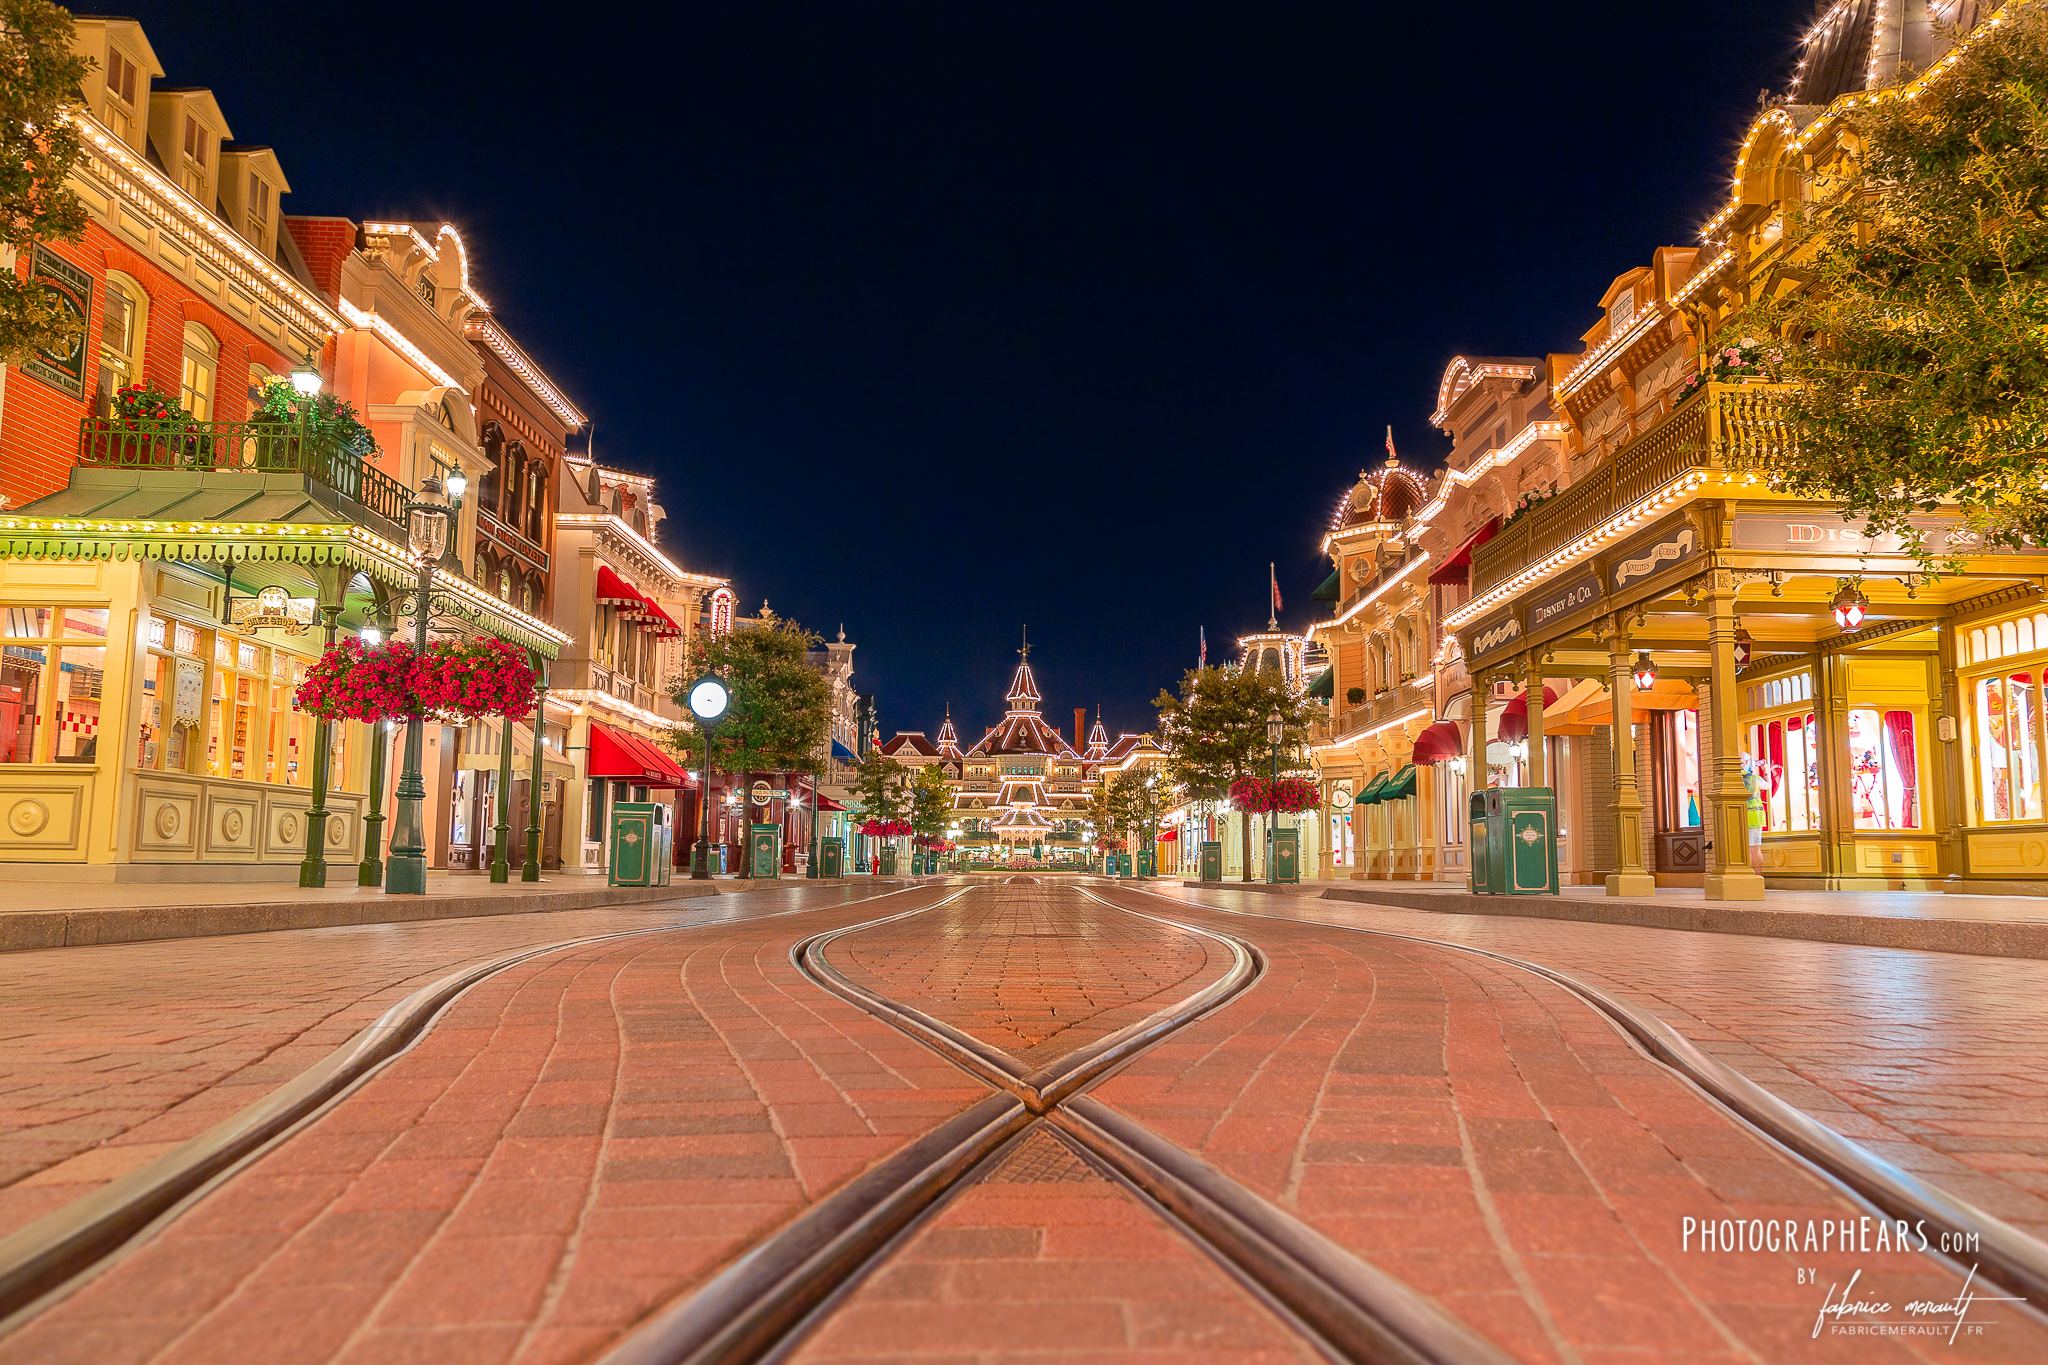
[[686, 674, 730, 879], [385, 467, 464, 895], [1266, 707, 1283, 882]]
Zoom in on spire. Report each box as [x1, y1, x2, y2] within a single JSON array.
[[1006, 630, 1042, 712], [936, 704, 961, 760], [1086, 706, 1108, 760]]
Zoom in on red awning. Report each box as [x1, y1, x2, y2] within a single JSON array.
[[1412, 720, 1464, 764], [815, 793, 847, 812], [639, 599, 684, 638], [594, 565, 643, 609], [587, 720, 688, 787], [1427, 519, 1499, 586], [1495, 686, 1560, 743]]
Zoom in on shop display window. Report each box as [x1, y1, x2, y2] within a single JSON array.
[[0, 606, 112, 764], [1847, 707, 1921, 830], [0, 642, 45, 764], [52, 647, 106, 762], [1975, 672, 2044, 823], [1744, 712, 1820, 833]]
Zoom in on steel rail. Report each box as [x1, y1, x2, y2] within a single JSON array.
[[1097, 878, 2048, 1313], [0, 878, 954, 1331]]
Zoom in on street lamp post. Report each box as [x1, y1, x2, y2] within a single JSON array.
[[1265, 707, 1283, 883], [385, 466, 465, 896], [686, 675, 730, 879]]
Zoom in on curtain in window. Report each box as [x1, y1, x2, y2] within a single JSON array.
[[1883, 710, 1918, 828]]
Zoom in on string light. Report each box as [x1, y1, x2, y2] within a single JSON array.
[[1431, 360, 1539, 428], [466, 316, 586, 426]]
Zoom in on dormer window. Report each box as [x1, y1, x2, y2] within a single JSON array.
[[107, 49, 138, 106], [183, 115, 206, 166]]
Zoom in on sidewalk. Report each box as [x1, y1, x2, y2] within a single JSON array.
[[0, 872, 858, 953], [1181, 876, 2048, 958]]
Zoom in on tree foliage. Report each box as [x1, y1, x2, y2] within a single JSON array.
[[848, 748, 907, 826], [1152, 666, 1315, 880], [672, 619, 832, 775], [908, 763, 952, 843], [1726, 7, 2048, 558], [1102, 769, 1165, 843], [0, 0, 91, 364]]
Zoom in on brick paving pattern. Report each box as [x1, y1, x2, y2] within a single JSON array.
[[830, 881, 1228, 1068], [1090, 884, 2048, 1364], [790, 1124, 1320, 1364], [3, 877, 2044, 1364], [1157, 884, 2048, 1240], [0, 883, 901, 1236], [0, 885, 985, 1365]]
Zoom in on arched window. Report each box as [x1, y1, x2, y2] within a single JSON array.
[[497, 566, 512, 601], [180, 323, 217, 420], [526, 466, 545, 541], [504, 442, 527, 525], [97, 273, 148, 409], [518, 576, 534, 615], [246, 362, 273, 417]]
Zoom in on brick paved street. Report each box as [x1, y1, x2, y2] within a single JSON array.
[[0, 877, 2041, 1364], [0, 881, 912, 1237], [1143, 883, 2048, 1240]]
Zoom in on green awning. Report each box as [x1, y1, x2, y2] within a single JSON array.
[[1357, 772, 1391, 805], [1307, 666, 1334, 700], [1380, 764, 1417, 801], [1311, 568, 1341, 602]]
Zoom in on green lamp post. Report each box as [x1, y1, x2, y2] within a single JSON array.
[[686, 674, 729, 879], [385, 464, 465, 896]]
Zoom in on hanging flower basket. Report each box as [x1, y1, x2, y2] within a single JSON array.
[[294, 639, 423, 724], [1229, 775, 1321, 815], [420, 638, 540, 721], [295, 637, 539, 724], [858, 818, 913, 838]]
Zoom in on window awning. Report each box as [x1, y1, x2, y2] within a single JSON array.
[[1496, 685, 1560, 743], [1428, 520, 1498, 586], [1381, 764, 1418, 801], [1311, 568, 1341, 603], [595, 565, 644, 609], [1357, 772, 1391, 805], [639, 599, 685, 638], [831, 738, 857, 762], [1411, 720, 1464, 764], [1307, 666, 1334, 700], [588, 720, 687, 787]]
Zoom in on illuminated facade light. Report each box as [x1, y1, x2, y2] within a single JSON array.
[[1831, 585, 1869, 631], [1632, 652, 1658, 690]]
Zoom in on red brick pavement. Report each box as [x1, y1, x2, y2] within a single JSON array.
[[1155, 884, 2048, 1242], [1089, 884, 2048, 1364], [0, 883, 899, 1237], [789, 1124, 1319, 1364], [829, 882, 1228, 1069], [0, 885, 983, 1365]]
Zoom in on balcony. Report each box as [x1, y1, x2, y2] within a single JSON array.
[[1469, 383, 1790, 598], [1331, 676, 1435, 741], [78, 414, 409, 530]]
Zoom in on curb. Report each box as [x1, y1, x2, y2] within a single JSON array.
[[1182, 879, 2048, 960], [0, 882, 722, 954]]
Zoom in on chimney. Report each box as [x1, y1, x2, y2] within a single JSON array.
[[1074, 709, 1086, 750]]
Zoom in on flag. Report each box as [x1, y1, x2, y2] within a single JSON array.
[[1199, 627, 1207, 668], [1270, 562, 1283, 614], [1385, 424, 1398, 463]]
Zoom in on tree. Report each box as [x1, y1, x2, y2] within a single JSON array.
[[848, 747, 907, 827], [1153, 665, 1314, 881], [671, 618, 832, 776], [908, 763, 952, 847], [1103, 769, 1167, 860], [1724, 7, 2048, 561], [0, 0, 91, 364]]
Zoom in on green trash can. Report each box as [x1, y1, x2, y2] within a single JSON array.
[[1469, 791, 1502, 894], [1501, 787, 1559, 895], [1199, 840, 1222, 882], [819, 836, 844, 878], [1136, 848, 1154, 878], [1269, 827, 1300, 884], [880, 847, 898, 876], [608, 802, 668, 887], [749, 822, 781, 879]]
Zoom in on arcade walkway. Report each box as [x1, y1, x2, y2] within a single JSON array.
[[0, 877, 2039, 1362]]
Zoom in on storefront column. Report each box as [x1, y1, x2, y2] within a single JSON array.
[[489, 716, 514, 883], [1606, 630, 1655, 896], [1935, 620, 1967, 881], [299, 604, 341, 888], [1704, 579, 1766, 900], [1522, 653, 1546, 789], [1466, 672, 1489, 891]]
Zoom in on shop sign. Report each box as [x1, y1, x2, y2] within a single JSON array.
[[230, 585, 316, 635], [24, 246, 91, 399], [1610, 519, 1699, 590], [1466, 607, 1523, 663], [749, 781, 788, 802], [1731, 513, 2038, 556], [1526, 568, 1602, 636]]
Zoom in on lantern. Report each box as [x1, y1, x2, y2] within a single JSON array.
[[1631, 651, 1658, 690], [1831, 585, 1869, 631], [1733, 625, 1753, 670]]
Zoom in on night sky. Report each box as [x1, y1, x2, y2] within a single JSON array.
[[146, 2, 1796, 743]]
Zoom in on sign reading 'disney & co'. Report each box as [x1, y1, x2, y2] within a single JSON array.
[[1525, 567, 1602, 637], [1609, 517, 1700, 591], [1731, 514, 2039, 557], [1466, 606, 1523, 663]]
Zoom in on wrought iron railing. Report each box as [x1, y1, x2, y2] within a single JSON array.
[[78, 415, 410, 528], [1469, 383, 1790, 598]]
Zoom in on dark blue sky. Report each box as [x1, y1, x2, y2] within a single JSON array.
[[147, 2, 1796, 742]]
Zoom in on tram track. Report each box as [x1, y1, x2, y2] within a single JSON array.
[[0, 878, 959, 1337], [598, 877, 1516, 1365], [1093, 877, 2048, 1315]]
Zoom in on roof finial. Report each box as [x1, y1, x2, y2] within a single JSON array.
[[1019, 624, 1030, 661], [1385, 424, 1399, 467], [837, 623, 845, 642]]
